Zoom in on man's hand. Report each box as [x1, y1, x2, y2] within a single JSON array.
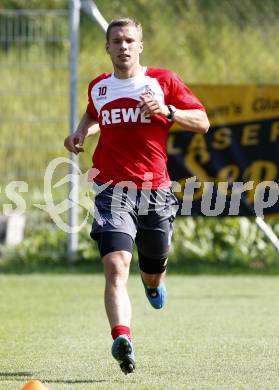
[[137, 93, 169, 117], [64, 131, 85, 155]]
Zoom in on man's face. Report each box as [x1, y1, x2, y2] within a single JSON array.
[[106, 25, 143, 71]]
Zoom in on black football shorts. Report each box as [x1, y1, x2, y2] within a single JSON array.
[[90, 182, 178, 259]]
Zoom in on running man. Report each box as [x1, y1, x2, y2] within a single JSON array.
[[64, 17, 209, 374]]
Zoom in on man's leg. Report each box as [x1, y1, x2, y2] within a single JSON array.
[[140, 267, 166, 288], [98, 232, 136, 374], [138, 253, 168, 309], [137, 187, 177, 293], [90, 183, 138, 373], [103, 250, 136, 374], [103, 250, 132, 329], [136, 215, 173, 309]]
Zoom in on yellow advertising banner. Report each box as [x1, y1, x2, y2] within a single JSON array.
[[172, 85, 279, 128], [168, 85, 279, 216]]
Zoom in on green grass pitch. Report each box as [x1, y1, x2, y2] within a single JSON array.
[[0, 274, 279, 389]]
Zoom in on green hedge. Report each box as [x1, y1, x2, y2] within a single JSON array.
[[1, 217, 278, 273]]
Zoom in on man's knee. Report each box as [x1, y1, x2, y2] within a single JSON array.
[[103, 251, 132, 284]]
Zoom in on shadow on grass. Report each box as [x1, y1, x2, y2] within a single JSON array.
[[0, 372, 33, 379], [43, 379, 108, 384], [0, 372, 35, 384], [0, 372, 108, 385]]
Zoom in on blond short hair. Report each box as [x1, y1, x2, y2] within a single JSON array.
[[106, 17, 143, 42]]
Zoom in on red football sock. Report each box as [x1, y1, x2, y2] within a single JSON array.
[[111, 325, 131, 341]]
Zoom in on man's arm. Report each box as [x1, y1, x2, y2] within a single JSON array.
[[138, 94, 210, 134], [165, 108, 210, 134], [64, 112, 99, 154]]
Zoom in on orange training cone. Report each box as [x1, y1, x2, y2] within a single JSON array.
[[20, 379, 49, 390]]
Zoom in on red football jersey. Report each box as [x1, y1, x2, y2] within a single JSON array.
[[86, 67, 205, 189]]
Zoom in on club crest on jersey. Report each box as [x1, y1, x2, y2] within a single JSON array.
[[144, 85, 155, 96], [101, 107, 151, 125]]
